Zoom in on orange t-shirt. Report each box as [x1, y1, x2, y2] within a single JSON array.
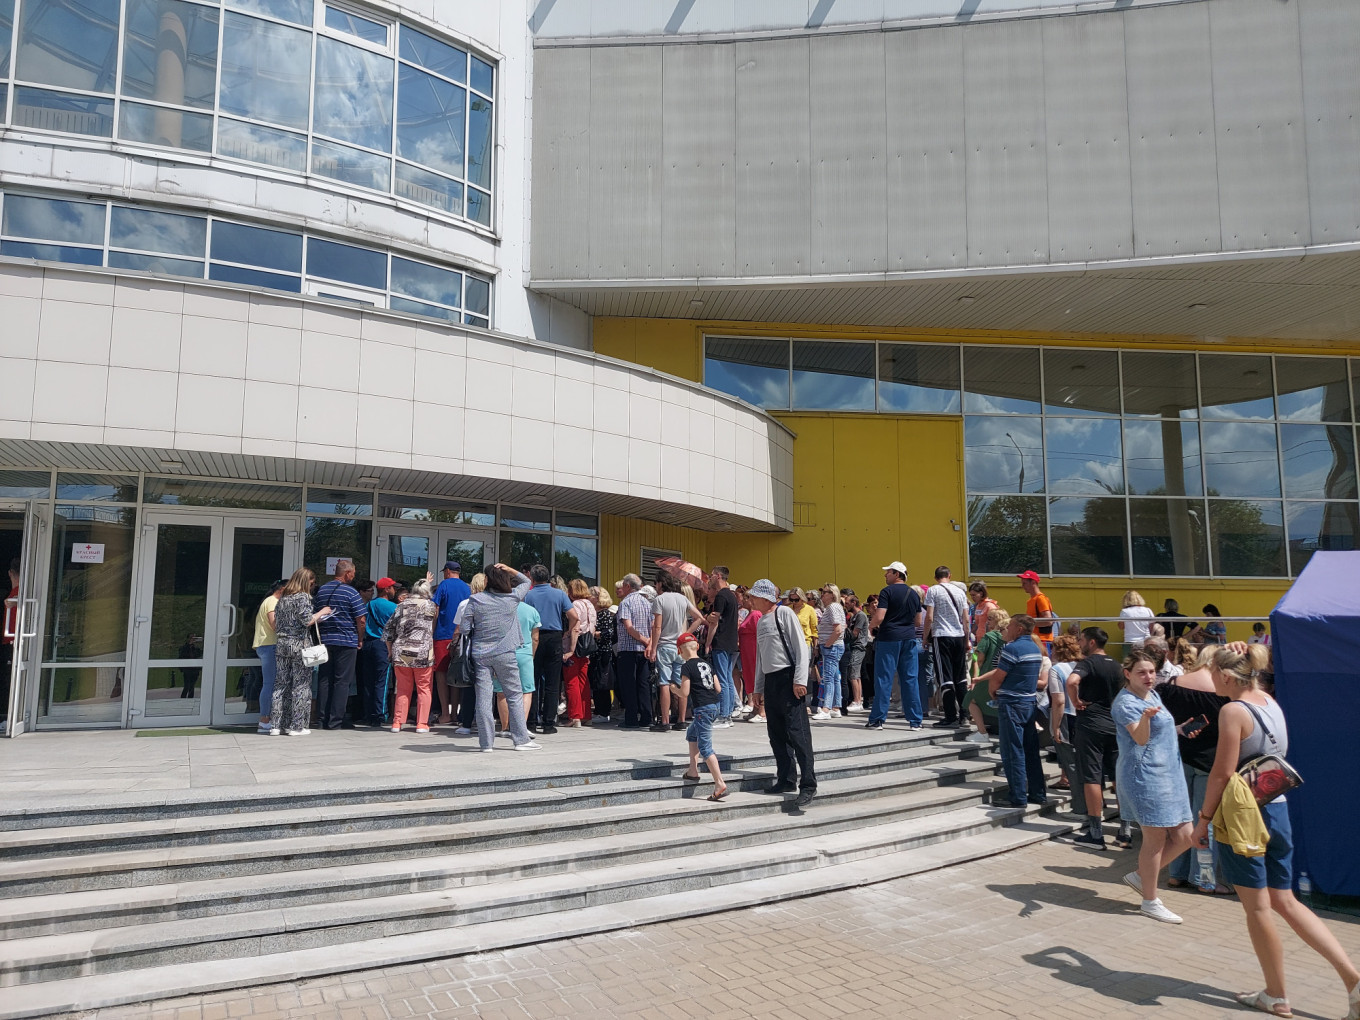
[[1027, 592, 1055, 646]]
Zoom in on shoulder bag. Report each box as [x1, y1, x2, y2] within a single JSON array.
[[301, 620, 329, 668], [1238, 702, 1303, 805]]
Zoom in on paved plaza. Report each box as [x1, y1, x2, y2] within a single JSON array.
[[79, 838, 1360, 1020]]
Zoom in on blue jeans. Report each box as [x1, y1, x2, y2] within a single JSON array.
[[996, 692, 1047, 807], [1169, 764, 1221, 885], [817, 643, 844, 709], [711, 650, 736, 718], [687, 702, 721, 759], [356, 639, 390, 724], [870, 638, 921, 725], [255, 644, 277, 721]]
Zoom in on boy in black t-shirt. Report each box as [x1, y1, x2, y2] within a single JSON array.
[[678, 633, 727, 800]]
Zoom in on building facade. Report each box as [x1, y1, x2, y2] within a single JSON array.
[[3, 0, 1358, 731]]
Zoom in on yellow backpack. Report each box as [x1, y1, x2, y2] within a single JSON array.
[[1213, 773, 1269, 857]]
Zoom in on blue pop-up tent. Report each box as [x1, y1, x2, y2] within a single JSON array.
[[1271, 550, 1360, 897]]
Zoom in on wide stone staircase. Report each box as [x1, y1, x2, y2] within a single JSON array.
[[0, 728, 1075, 1017]]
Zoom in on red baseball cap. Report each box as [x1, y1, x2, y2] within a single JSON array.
[[376, 577, 397, 588], [676, 632, 698, 648], [1016, 570, 1042, 582]]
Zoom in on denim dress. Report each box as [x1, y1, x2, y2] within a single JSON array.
[[1112, 689, 1193, 827]]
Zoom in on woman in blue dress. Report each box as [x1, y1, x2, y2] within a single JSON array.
[[1112, 648, 1195, 924]]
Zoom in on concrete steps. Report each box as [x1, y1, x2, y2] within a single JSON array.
[[0, 727, 1076, 1018]]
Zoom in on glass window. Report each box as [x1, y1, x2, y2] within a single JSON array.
[[400, 26, 465, 82], [964, 415, 1043, 494], [1043, 348, 1120, 417], [504, 531, 550, 570], [466, 187, 490, 227], [1124, 420, 1203, 497], [43, 504, 136, 661], [1275, 356, 1351, 423], [396, 64, 465, 179], [390, 296, 455, 321], [391, 256, 461, 310], [555, 512, 598, 536], [501, 506, 551, 531], [306, 488, 373, 515], [311, 137, 391, 191], [966, 495, 1048, 575], [313, 36, 393, 152], [705, 337, 788, 410], [0, 239, 102, 264], [16, 0, 120, 92], [1286, 501, 1357, 575], [55, 472, 138, 501], [324, 5, 387, 45], [1209, 499, 1286, 576], [1049, 496, 1128, 575], [1202, 421, 1281, 498], [11, 85, 113, 135], [467, 95, 493, 190], [470, 54, 493, 97], [219, 12, 312, 130], [108, 250, 204, 277], [1, 0, 12, 76], [554, 536, 597, 585], [395, 163, 461, 216], [110, 205, 206, 257], [1200, 354, 1274, 420], [216, 118, 308, 172], [305, 516, 370, 580], [1045, 417, 1123, 496], [1129, 499, 1209, 576], [1279, 424, 1357, 500], [465, 276, 490, 318], [963, 346, 1041, 414], [1121, 351, 1198, 419], [143, 477, 302, 510], [307, 237, 385, 289], [118, 102, 213, 151], [226, 0, 312, 26], [121, 0, 218, 109], [2, 193, 104, 244], [0, 469, 51, 498], [211, 221, 303, 274], [791, 341, 874, 411], [209, 262, 301, 291], [877, 343, 960, 414]]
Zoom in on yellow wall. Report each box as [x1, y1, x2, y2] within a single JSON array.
[[594, 317, 1296, 639]]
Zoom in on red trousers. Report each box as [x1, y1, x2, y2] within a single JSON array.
[[392, 665, 432, 729], [563, 654, 591, 721]]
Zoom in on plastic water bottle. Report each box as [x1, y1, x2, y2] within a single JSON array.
[[1194, 846, 1216, 891], [1298, 872, 1313, 898]]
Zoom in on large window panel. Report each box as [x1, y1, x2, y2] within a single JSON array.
[[395, 163, 461, 216], [1, 0, 13, 76], [118, 101, 212, 151], [304, 516, 370, 580], [306, 236, 385, 289], [121, 0, 218, 109], [554, 536, 597, 586], [1121, 351, 1198, 419], [1050, 496, 1128, 575], [466, 94, 493, 191], [1045, 417, 1123, 495], [401, 25, 465, 82], [705, 337, 789, 410], [313, 36, 393, 152], [43, 504, 137, 662], [965, 415, 1043, 494], [1285, 501, 1358, 575], [219, 12, 312, 130], [11, 85, 112, 135], [504, 531, 550, 571], [1208, 499, 1286, 577], [1200, 354, 1275, 420], [967, 495, 1048, 575], [1280, 424, 1357, 500], [216, 118, 307, 172], [792, 341, 874, 411], [1202, 421, 1280, 498], [1043, 348, 1120, 416], [1124, 420, 1203, 497], [963, 346, 1041, 414], [311, 137, 391, 191], [2, 193, 104, 244], [16, 0, 120, 92], [1130, 499, 1209, 576], [226, 0, 311, 26], [1275, 356, 1352, 423], [391, 256, 461, 310], [210, 221, 302, 274], [396, 64, 465, 179], [110, 205, 207, 257], [877, 343, 960, 413]]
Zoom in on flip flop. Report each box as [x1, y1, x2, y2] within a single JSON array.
[[707, 786, 729, 801], [681, 773, 701, 783]]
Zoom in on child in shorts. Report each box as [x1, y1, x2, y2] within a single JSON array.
[[677, 632, 727, 800]]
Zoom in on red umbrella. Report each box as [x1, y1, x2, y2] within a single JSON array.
[[654, 556, 706, 590]]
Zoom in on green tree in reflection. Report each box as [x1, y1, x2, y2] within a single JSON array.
[[966, 495, 1047, 574]]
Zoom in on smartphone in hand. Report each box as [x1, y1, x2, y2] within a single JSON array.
[[1181, 713, 1211, 737]]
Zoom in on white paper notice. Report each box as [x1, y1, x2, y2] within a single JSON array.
[[325, 556, 350, 576], [71, 543, 105, 564]]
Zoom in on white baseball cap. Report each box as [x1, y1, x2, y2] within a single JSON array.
[[881, 561, 908, 575]]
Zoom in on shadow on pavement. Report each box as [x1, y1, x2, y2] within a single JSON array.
[[986, 880, 1135, 919]]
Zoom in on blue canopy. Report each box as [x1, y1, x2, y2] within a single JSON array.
[[1271, 550, 1360, 897]]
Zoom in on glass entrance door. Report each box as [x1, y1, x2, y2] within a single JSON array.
[[132, 513, 297, 727], [2, 505, 46, 736], [377, 526, 492, 587]]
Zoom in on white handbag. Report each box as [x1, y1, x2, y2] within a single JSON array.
[[301, 622, 329, 668]]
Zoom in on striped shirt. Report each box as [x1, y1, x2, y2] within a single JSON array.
[[314, 580, 366, 648], [995, 637, 1044, 696], [616, 591, 653, 653]]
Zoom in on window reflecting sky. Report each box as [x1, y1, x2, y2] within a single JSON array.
[[965, 415, 1043, 494], [1200, 354, 1275, 420], [16, 0, 119, 92], [1275, 356, 1352, 423], [963, 346, 1041, 415], [3, 193, 103, 243], [1202, 421, 1280, 498], [313, 36, 392, 151], [121, 0, 218, 108], [792, 341, 874, 411], [1124, 420, 1202, 497], [110, 205, 206, 256], [391, 255, 461, 307], [397, 65, 464, 178], [1045, 417, 1123, 495], [220, 12, 312, 129], [1280, 424, 1357, 500]]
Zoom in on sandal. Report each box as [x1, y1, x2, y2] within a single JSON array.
[[1167, 878, 1190, 889], [707, 786, 729, 802], [1235, 990, 1293, 1018], [1347, 980, 1359, 1020], [681, 772, 701, 783]]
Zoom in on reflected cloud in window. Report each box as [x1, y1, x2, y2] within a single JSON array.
[[1200, 354, 1275, 420], [3, 193, 104, 243], [1280, 424, 1357, 500], [1045, 417, 1123, 495], [220, 12, 312, 130], [964, 416, 1043, 494], [792, 341, 874, 411], [704, 337, 789, 410], [877, 343, 959, 413], [16, 0, 120, 92], [109, 205, 206, 256], [1275, 356, 1352, 423], [1285, 501, 1357, 575], [1202, 421, 1280, 498], [313, 36, 393, 152], [1124, 420, 1202, 497]]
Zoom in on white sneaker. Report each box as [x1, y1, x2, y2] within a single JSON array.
[[390, 726, 401, 733], [269, 728, 281, 736], [1123, 871, 1144, 896], [557, 701, 567, 715], [285, 728, 310, 736], [713, 718, 733, 729], [846, 702, 865, 714], [455, 726, 472, 735], [1140, 898, 1182, 924], [514, 740, 542, 751], [480, 747, 494, 753], [810, 709, 832, 721], [966, 732, 991, 744]]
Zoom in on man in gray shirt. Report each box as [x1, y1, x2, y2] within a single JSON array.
[[748, 579, 815, 808], [924, 565, 971, 728]]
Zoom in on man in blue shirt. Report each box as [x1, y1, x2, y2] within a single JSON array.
[[313, 560, 366, 730], [432, 561, 471, 725], [867, 561, 924, 730], [978, 614, 1050, 808], [357, 577, 397, 726], [523, 564, 577, 735]]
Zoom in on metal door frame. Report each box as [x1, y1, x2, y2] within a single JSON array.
[[2, 502, 49, 737], [374, 524, 495, 582]]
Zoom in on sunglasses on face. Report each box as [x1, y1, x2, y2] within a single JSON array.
[[788, 596, 801, 603]]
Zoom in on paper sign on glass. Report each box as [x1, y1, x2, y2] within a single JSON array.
[[325, 556, 351, 575], [71, 543, 106, 564]]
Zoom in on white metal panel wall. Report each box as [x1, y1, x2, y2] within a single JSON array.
[[530, 47, 593, 281], [735, 37, 812, 276], [1042, 14, 1133, 261], [588, 47, 664, 278], [1299, 0, 1360, 246], [661, 44, 738, 278], [1209, 0, 1311, 252], [962, 19, 1048, 266], [810, 32, 887, 274], [884, 26, 967, 270]]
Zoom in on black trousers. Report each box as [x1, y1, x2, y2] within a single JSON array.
[[933, 635, 970, 723], [764, 666, 817, 791], [317, 645, 357, 729], [533, 630, 564, 727], [590, 652, 615, 718], [615, 650, 651, 727]]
